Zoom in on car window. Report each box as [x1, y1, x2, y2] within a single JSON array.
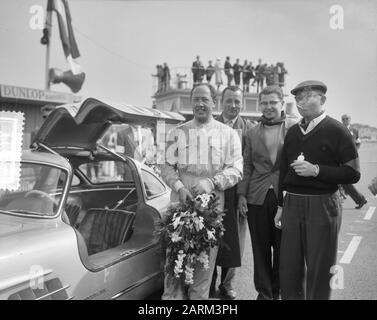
[[78, 161, 133, 184], [100, 124, 156, 164], [0, 163, 67, 217], [71, 174, 80, 186], [141, 170, 166, 197]]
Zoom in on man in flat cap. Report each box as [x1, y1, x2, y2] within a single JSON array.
[[275, 80, 361, 300]]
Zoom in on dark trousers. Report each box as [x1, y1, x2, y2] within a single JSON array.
[[234, 72, 241, 85], [280, 192, 342, 300], [247, 189, 281, 300], [225, 71, 233, 86], [193, 73, 199, 84], [342, 184, 366, 205], [211, 267, 236, 289]]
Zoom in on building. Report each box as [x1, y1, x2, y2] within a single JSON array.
[[0, 84, 81, 149], [154, 86, 261, 121], [152, 69, 297, 122]]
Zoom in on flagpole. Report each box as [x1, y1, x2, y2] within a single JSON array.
[[45, 8, 52, 90]]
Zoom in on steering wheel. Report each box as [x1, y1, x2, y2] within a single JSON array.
[[24, 190, 58, 207]]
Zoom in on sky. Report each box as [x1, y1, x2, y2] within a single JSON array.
[[0, 0, 376, 126]]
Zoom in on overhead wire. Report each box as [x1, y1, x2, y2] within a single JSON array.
[[72, 25, 152, 72]]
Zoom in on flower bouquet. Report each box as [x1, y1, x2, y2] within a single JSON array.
[[156, 193, 225, 286]]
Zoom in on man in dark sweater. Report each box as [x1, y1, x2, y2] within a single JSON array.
[[275, 80, 361, 300]]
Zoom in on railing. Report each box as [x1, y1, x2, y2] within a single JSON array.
[[152, 67, 193, 95], [152, 66, 287, 96]]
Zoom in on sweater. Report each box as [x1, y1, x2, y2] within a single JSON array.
[[279, 115, 360, 203]]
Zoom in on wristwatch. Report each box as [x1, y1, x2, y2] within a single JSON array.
[[313, 164, 320, 177]]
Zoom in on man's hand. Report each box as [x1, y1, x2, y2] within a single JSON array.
[[192, 178, 214, 195], [368, 177, 377, 196], [274, 206, 283, 229], [238, 195, 248, 217], [178, 187, 193, 204], [291, 160, 318, 177]]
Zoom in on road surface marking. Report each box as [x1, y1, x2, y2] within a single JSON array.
[[339, 236, 362, 264], [364, 206, 376, 220], [346, 233, 357, 236], [355, 220, 365, 223], [338, 250, 344, 253]]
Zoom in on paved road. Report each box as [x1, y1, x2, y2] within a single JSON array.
[[149, 142, 377, 300], [211, 141, 377, 300]]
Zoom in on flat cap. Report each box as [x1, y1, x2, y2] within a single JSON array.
[[290, 80, 327, 95]]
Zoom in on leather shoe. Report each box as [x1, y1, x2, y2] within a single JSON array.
[[355, 199, 367, 209], [219, 284, 236, 300], [209, 287, 217, 298]]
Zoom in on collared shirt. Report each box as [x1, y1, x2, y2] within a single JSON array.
[[160, 117, 243, 193], [222, 114, 238, 128], [346, 125, 354, 136], [299, 111, 327, 135]]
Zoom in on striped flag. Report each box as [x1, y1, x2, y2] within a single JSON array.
[[47, 0, 83, 74]]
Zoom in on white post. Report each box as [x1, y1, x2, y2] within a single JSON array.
[[45, 8, 52, 90]]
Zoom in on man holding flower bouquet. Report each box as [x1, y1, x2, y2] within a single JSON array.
[[160, 83, 243, 300]]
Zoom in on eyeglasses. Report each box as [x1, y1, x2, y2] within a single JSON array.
[[294, 91, 322, 102], [259, 100, 280, 107]]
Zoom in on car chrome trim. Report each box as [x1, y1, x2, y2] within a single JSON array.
[[79, 242, 159, 273], [119, 249, 136, 256], [110, 271, 162, 300], [97, 144, 126, 162], [66, 187, 133, 194], [35, 285, 71, 300], [50, 187, 135, 197], [0, 269, 53, 292], [37, 142, 60, 156]]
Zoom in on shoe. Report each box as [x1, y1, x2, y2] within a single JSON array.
[[273, 294, 281, 300], [209, 287, 217, 298], [218, 284, 236, 300], [355, 199, 367, 209]]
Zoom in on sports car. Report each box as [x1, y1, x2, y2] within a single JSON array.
[[0, 98, 184, 300]]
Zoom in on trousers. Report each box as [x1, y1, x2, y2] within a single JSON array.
[[342, 184, 366, 205], [247, 189, 281, 300], [280, 192, 342, 300], [162, 246, 219, 300]]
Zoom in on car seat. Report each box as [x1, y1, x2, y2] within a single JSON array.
[[78, 208, 135, 255]]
